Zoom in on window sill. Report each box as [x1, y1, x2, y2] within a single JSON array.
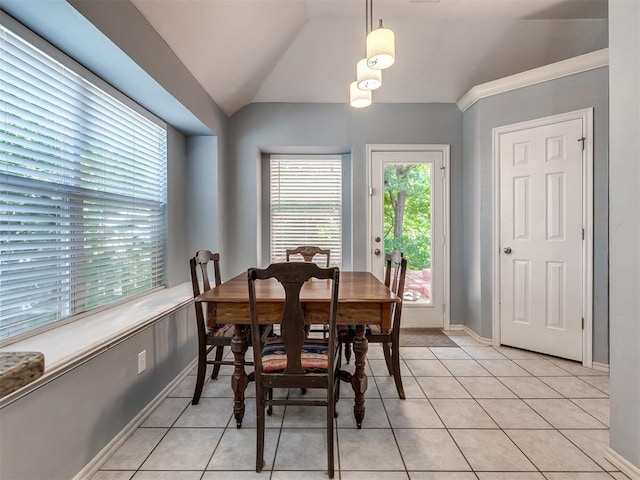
[[0, 283, 193, 407]]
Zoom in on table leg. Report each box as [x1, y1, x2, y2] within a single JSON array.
[[230, 325, 249, 428], [351, 324, 368, 428]]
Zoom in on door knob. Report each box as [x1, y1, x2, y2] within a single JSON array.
[[503, 247, 512, 254], [374, 248, 381, 256]]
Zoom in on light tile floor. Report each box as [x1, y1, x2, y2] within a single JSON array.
[[92, 332, 630, 480]]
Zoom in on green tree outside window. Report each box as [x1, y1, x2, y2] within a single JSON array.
[[383, 164, 431, 271]]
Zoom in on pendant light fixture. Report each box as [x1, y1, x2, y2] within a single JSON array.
[[367, 18, 395, 69], [356, 58, 382, 90], [350, 81, 372, 108], [349, 0, 395, 108]]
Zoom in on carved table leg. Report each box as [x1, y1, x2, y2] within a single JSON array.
[[351, 324, 368, 428], [231, 325, 249, 428]]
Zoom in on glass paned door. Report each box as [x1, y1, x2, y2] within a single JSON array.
[[369, 147, 448, 328]]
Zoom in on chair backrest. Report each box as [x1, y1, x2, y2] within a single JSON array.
[[384, 250, 404, 291], [247, 262, 340, 378], [385, 251, 407, 333], [189, 250, 222, 332], [285, 246, 331, 267]]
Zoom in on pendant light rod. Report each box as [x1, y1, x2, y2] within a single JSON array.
[[351, 0, 394, 107], [366, 0, 372, 36]]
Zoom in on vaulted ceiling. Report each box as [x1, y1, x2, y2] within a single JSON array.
[[131, 0, 608, 116]]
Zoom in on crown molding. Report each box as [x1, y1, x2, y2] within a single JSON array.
[[457, 48, 609, 112]]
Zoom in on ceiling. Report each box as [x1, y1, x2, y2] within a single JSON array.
[[131, 0, 608, 116]]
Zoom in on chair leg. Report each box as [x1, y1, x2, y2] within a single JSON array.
[[390, 340, 405, 400], [382, 340, 393, 375], [335, 345, 342, 405], [267, 388, 273, 416], [344, 341, 352, 364], [256, 386, 265, 473], [327, 390, 335, 478], [192, 345, 207, 405], [211, 345, 224, 380]]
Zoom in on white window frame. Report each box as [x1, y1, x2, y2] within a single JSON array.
[[263, 154, 348, 268]]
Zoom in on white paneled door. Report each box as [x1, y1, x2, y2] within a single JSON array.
[[499, 117, 584, 361]]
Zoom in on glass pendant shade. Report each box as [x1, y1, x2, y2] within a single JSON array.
[[350, 81, 372, 108], [357, 58, 382, 90], [366, 22, 395, 69]]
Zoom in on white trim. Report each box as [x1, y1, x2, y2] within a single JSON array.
[[582, 110, 595, 368], [73, 358, 197, 480], [446, 324, 493, 345], [604, 447, 640, 479], [457, 49, 609, 112], [443, 146, 451, 331], [365, 144, 451, 330], [446, 324, 465, 332], [592, 361, 610, 373], [491, 108, 594, 367]]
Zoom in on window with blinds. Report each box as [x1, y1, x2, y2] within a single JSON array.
[[0, 25, 167, 342], [270, 155, 342, 267]]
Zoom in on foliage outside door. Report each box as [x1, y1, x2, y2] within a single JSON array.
[[384, 163, 432, 305]]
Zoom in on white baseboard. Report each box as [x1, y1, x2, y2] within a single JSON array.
[[592, 361, 610, 373], [73, 358, 197, 480], [445, 324, 493, 345], [445, 324, 464, 331], [605, 447, 640, 479]]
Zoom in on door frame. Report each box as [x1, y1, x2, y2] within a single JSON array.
[[491, 109, 594, 367], [366, 144, 451, 330]]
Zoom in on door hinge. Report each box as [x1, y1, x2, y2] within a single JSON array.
[[578, 136, 586, 151], [442, 302, 446, 314], [369, 187, 374, 196], [581, 317, 585, 330], [582, 228, 585, 240]]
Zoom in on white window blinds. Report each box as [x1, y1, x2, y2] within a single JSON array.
[[270, 155, 342, 267], [0, 25, 167, 342]]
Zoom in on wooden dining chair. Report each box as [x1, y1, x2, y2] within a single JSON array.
[[189, 250, 245, 405], [285, 245, 331, 267], [286, 246, 331, 338], [248, 262, 341, 478], [341, 251, 408, 399]]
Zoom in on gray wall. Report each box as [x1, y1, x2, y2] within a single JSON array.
[[224, 102, 464, 322], [461, 105, 483, 332], [186, 135, 221, 260], [0, 305, 196, 480], [608, 0, 640, 469], [168, 131, 221, 286], [166, 126, 189, 286], [461, 67, 610, 363]]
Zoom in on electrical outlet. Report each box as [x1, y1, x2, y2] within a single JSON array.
[[138, 350, 146, 374]]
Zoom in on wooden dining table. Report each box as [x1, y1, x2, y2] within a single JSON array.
[[196, 270, 399, 428]]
